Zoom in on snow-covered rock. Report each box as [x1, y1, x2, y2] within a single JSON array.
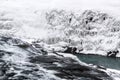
[[45, 9, 120, 57]]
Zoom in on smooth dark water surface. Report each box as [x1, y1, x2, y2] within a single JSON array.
[[76, 54, 120, 70]]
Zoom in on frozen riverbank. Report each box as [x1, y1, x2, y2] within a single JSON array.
[[0, 36, 119, 80]]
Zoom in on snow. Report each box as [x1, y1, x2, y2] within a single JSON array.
[[0, 0, 120, 39], [1, 0, 120, 56], [106, 68, 120, 80], [0, 0, 120, 79]]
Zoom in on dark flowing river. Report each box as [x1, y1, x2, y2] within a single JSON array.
[[76, 54, 120, 70]]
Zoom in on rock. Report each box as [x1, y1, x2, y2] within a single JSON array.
[[107, 50, 119, 57], [64, 46, 77, 54], [41, 49, 48, 55], [6, 72, 16, 77]]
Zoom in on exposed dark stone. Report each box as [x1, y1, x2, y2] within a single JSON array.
[[0, 62, 10, 75], [33, 43, 42, 48], [41, 49, 48, 55], [64, 46, 77, 54], [69, 18, 72, 23], [16, 43, 30, 48], [0, 51, 5, 58], [103, 17, 106, 20], [0, 36, 12, 42], [6, 72, 16, 77], [89, 17, 93, 21], [107, 50, 119, 57]]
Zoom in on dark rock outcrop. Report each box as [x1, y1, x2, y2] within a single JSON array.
[[64, 46, 77, 54], [107, 50, 119, 57]]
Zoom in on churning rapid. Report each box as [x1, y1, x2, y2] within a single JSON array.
[[0, 0, 120, 80]]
